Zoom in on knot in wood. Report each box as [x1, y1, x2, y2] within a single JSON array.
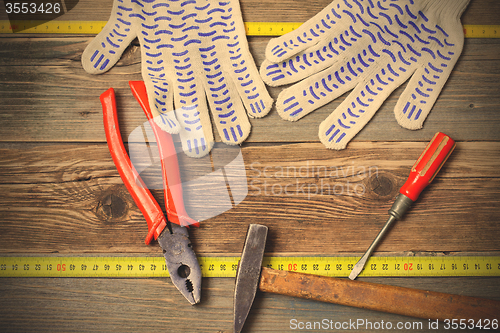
[[96, 192, 128, 221], [367, 173, 395, 198]]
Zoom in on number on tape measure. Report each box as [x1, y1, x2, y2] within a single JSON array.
[[0, 20, 107, 34], [2, 21, 496, 38], [1, 256, 499, 278], [0, 257, 170, 278], [244, 22, 303, 36], [463, 24, 499, 38]]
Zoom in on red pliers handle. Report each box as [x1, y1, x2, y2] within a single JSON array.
[[129, 81, 199, 229], [100, 82, 198, 245]]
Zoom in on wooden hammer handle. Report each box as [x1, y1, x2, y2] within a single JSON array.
[[259, 267, 500, 322]]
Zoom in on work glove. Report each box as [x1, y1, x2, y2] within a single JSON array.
[[260, 0, 470, 150], [82, 0, 272, 157]]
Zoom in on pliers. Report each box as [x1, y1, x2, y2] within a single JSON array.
[[99, 81, 201, 305]]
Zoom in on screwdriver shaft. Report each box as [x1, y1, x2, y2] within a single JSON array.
[[349, 215, 397, 280]]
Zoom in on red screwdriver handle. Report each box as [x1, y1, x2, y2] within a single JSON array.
[[399, 132, 456, 202]]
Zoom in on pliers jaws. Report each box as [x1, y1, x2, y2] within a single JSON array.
[[158, 223, 202, 305]]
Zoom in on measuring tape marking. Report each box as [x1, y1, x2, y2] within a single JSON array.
[[463, 24, 500, 38], [1, 256, 499, 278], [0, 21, 498, 38]]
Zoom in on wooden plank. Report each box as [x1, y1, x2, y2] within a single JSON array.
[[1, 0, 500, 144], [0, 0, 499, 331], [461, 0, 500, 25], [0, 277, 497, 332], [1, 0, 498, 24], [0, 141, 498, 254], [0, 38, 499, 143]]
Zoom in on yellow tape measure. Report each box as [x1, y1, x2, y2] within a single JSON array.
[[1, 256, 499, 278], [0, 20, 498, 38], [0, 20, 107, 34], [463, 24, 500, 38]]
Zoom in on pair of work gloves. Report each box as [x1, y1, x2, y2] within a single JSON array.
[[82, 0, 470, 157]]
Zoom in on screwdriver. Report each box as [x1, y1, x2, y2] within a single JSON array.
[[349, 132, 456, 280]]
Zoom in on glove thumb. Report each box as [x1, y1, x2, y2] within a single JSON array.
[[82, 0, 137, 74]]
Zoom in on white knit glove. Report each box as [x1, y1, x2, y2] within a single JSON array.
[[82, 0, 272, 157], [261, 0, 470, 149]]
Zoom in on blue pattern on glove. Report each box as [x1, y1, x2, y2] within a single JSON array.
[[260, 0, 466, 149], [83, 0, 272, 157]]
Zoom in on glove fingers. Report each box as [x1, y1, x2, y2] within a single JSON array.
[[264, 0, 346, 63], [275, 65, 360, 121], [260, 40, 342, 87], [319, 66, 415, 150], [205, 68, 251, 145], [201, 54, 251, 145], [81, 0, 137, 74], [395, 48, 463, 130], [172, 65, 214, 157], [176, 101, 215, 158], [261, 13, 368, 87], [213, 3, 273, 120], [228, 53, 273, 119], [145, 77, 180, 134]]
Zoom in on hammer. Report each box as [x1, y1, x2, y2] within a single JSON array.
[[233, 224, 500, 333]]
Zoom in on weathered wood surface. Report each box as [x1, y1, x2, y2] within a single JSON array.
[[0, 38, 499, 143], [0, 1, 500, 143], [0, 277, 497, 333], [0, 0, 499, 332], [1, 0, 499, 24], [0, 141, 499, 254]]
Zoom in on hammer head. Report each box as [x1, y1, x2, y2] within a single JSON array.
[[233, 224, 268, 333]]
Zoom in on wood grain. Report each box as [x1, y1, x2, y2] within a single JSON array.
[[0, 141, 498, 254], [258, 267, 500, 322], [1, 0, 499, 332], [0, 37, 500, 142], [0, 1, 500, 144], [0, 37, 499, 143], [0, 277, 497, 332]]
